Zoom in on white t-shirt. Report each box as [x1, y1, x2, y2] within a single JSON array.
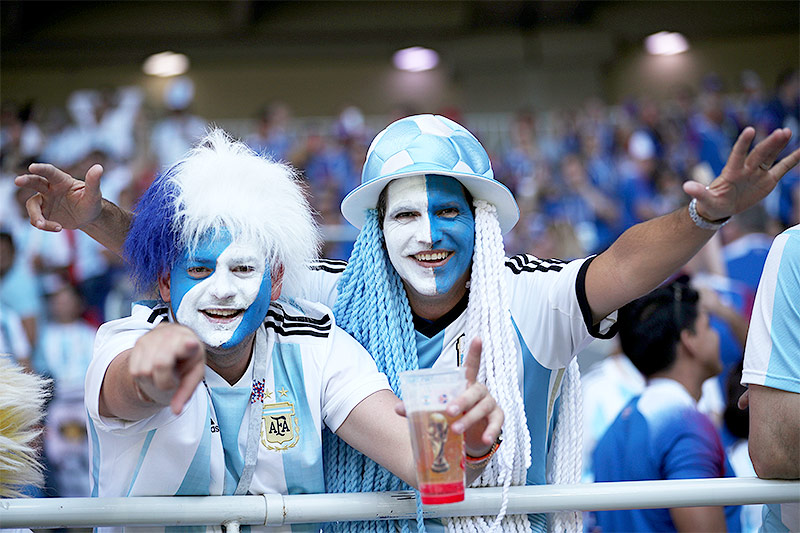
[[86, 298, 389, 533]]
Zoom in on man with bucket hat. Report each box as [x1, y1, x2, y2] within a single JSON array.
[[15, 114, 800, 532]]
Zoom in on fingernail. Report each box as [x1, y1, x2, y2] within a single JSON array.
[[452, 422, 464, 434], [447, 404, 460, 416]]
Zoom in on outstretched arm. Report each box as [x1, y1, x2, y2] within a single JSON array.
[[336, 339, 504, 487], [586, 127, 800, 323], [14, 163, 133, 256]]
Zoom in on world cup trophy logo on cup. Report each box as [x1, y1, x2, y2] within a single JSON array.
[[400, 368, 467, 504], [428, 412, 451, 473]]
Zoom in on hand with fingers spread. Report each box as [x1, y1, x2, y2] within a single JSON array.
[[683, 127, 800, 222], [14, 162, 104, 233]]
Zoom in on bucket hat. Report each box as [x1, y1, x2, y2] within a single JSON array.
[[340, 114, 519, 233]]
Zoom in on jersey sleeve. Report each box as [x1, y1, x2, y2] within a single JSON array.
[[319, 325, 391, 432], [506, 254, 618, 369], [742, 225, 800, 392], [301, 259, 346, 308], [660, 409, 726, 480]]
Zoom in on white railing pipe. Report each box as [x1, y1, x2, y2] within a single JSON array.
[[1, 478, 797, 529]]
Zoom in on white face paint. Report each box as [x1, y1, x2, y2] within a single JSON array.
[[171, 235, 271, 348], [384, 176, 437, 295], [382, 175, 475, 298]]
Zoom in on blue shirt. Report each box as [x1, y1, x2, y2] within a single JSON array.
[[593, 378, 741, 532]]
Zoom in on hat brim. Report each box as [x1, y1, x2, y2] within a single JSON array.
[[340, 170, 520, 234]]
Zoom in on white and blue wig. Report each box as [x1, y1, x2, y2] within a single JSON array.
[[124, 129, 320, 297]]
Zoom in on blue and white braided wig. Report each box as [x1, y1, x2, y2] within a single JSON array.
[[124, 128, 319, 296]]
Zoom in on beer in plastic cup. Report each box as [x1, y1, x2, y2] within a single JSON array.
[[399, 367, 467, 504]]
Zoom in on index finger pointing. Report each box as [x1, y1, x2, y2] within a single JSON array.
[[463, 338, 482, 383]]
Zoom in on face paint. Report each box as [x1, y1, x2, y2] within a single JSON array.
[[383, 175, 475, 297], [170, 231, 272, 348]]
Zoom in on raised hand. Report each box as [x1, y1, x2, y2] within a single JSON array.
[[683, 127, 800, 221], [14, 162, 104, 232]]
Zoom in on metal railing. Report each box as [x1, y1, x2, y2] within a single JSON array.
[[2, 478, 798, 529]]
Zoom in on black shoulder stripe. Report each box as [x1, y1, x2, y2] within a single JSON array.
[[147, 307, 169, 323], [267, 308, 332, 328], [265, 320, 331, 338], [309, 258, 348, 273], [576, 256, 618, 340], [505, 254, 565, 275]]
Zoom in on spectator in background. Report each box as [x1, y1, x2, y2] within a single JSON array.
[[739, 223, 799, 531], [693, 91, 735, 178], [721, 203, 776, 298], [592, 280, 741, 532], [245, 101, 294, 161], [0, 231, 43, 349], [149, 77, 207, 170], [722, 359, 763, 533], [6, 184, 72, 286], [0, 303, 32, 370], [0, 101, 45, 176], [34, 279, 96, 498], [580, 336, 645, 483], [553, 153, 620, 254], [501, 109, 542, 201]]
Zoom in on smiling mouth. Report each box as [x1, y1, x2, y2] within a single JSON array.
[[202, 308, 244, 321], [412, 251, 452, 265]]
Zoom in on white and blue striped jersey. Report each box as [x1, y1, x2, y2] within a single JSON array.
[[309, 253, 617, 486], [85, 298, 390, 533], [741, 224, 800, 532]]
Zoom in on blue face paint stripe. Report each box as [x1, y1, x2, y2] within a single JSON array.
[[208, 387, 251, 495], [174, 401, 213, 496], [126, 429, 157, 496], [170, 230, 233, 317], [87, 412, 101, 498], [270, 342, 325, 496], [424, 175, 475, 295], [223, 266, 272, 349]]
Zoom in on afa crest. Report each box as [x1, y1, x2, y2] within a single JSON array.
[[261, 401, 300, 450]]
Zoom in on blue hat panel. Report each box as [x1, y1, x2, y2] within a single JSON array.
[[405, 134, 461, 170], [451, 131, 492, 176], [362, 115, 493, 185]]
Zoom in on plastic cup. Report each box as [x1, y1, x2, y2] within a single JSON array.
[[399, 367, 467, 504]]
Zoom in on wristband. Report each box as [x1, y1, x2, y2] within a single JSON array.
[[466, 432, 502, 468], [689, 198, 730, 231]]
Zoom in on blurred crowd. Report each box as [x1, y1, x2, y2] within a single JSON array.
[[0, 67, 798, 525]]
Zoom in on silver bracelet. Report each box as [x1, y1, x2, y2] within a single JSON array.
[[688, 198, 730, 231]]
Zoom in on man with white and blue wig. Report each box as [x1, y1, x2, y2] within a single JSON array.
[[16, 115, 800, 533], [75, 129, 503, 533]]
